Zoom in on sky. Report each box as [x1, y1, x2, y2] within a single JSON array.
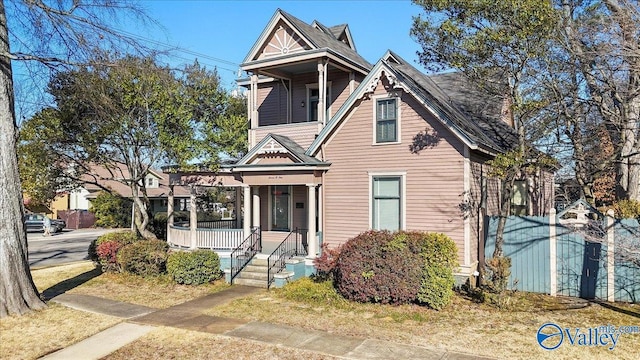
[[138, 0, 425, 89], [13, 0, 427, 121]]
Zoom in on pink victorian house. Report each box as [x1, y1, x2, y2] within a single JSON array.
[[165, 9, 554, 288]]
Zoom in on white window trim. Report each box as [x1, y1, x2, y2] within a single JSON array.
[[368, 171, 407, 231], [306, 82, 332, 122], [372, 94, 401, 145]]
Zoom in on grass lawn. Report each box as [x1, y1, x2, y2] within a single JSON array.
[[1, 262, 229, 360], [205, 278, 640, 360], [3, 263, 639, 359]]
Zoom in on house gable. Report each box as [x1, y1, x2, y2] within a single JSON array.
[[237, 133, 325, 166], [244, 10, 316, 63], [256, 20, 312, 60], [307, 53, 478, 157]]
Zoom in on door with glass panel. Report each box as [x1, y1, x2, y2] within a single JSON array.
[[271, 185, 290, 231]]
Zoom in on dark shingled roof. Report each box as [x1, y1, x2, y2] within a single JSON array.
[[428, 72, 519, 153], [269, 134, 325, 164], [385, 51, 518, 153], [279, 10, 371, 70], [328, 24, 348, 39]]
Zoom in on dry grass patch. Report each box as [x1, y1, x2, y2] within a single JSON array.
[[0, 304, 120, 360], [31, 261, 97, 292], [206, 279, 640, 360], [104, 327, 340, 360], [66, 271, 230, 309]]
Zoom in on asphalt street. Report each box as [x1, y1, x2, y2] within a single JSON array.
[[27, 228, 117, 268]]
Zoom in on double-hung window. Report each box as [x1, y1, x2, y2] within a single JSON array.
[[376, 98, 397, 143], [372, 176, 402, 231]]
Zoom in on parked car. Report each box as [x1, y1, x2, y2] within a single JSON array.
[[24, 214, 66, 233]]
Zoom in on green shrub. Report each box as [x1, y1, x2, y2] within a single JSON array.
[[151, 212, 168, 240], [417, 264, 455, 310], [334, 230, 458, 309], [167, 250, 222, 285], [89, 231, 139, 271], [117, 240, 169, 277], [90, 191, 132, 228], [277, 277, 347, 306], [334, 230, 423, 304]]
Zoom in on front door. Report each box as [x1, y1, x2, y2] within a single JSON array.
[[271, 185, 290, 231]]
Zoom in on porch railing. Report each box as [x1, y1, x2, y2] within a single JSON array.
[[267, 228, 308, 288], [168, 225, 244, 250], [173, 219, 237, 229], [230, 226, 261, 283]]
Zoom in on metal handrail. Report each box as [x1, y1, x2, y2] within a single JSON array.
[[266, 228, 308, 287], [230, 226, 261, 283]]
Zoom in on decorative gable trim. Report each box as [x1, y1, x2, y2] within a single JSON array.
[[238, 134, 303, 166], [306, 51, 478, 156], [244, 9, 316, 64]]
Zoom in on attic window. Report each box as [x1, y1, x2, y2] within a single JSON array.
[[375, 98, 398, 143]]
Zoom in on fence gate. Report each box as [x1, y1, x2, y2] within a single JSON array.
[[485, 199, 640, 302]]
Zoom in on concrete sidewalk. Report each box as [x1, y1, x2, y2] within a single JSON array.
[[49, 286, 493, 360]]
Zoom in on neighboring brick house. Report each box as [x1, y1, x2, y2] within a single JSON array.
[[167, 9, 554, 283]]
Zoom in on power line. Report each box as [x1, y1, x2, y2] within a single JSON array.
[[111, 27, 241, 73]]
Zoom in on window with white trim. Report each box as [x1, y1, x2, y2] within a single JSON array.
[[376, 98, 397, 143], [372, 176, 402, 231], [308, 87, 319, 122]]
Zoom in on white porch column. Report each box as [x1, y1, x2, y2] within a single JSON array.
[[252, 186, 261, 228], [243, 185, 251, 239], [317, 60, 326, 125], [307, 184, 317, 257], [167, 185, 174, 244], [317, 185, 323, 236], [189, 186, 197, 249], [250, 74, 259, 130], [235, 187, 242, 229]]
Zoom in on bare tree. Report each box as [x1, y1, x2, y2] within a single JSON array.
[[0, 0, 153, 318]]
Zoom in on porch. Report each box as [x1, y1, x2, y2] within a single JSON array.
[[165, 174, 322, 287]]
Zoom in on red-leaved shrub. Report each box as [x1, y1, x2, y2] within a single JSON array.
[[96, 240, 123, 272], [334, 230, 423, 304], [313, 243, 342, 280]]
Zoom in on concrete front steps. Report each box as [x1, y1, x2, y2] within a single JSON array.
[[233, 256, 270, 288]]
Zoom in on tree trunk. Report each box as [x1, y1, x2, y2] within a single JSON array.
[[131, 185, 156, 239], [0, 0, 46, 317], [493, 175, 516, 258]]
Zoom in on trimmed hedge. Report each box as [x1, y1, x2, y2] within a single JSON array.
[[334, 230, 458, 309], [117, 240, 169, 277], [167, 250, 222, 285], [334, 230, 424, 304]]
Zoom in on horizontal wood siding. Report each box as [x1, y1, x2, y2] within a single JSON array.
[[322, 80, 467, 263], [258, 82, 287, 126], [292, 185, 307, 231], [252, 122, 318, 149], [328, 70, 350, 118], [291, 72, 318, 123], [260, 186, 269, 229]]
